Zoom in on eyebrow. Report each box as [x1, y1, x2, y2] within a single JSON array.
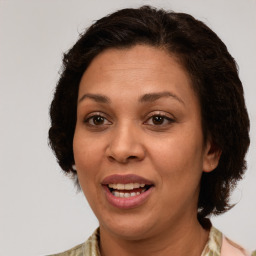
[[139, 91, 184, 105], [78, 91, 184, 105], [78, 93, 111, 104]]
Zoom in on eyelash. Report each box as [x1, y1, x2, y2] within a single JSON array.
[[144, 113, 175, 126], [83, 112, 175, 128], [84, 113, 112, 127]]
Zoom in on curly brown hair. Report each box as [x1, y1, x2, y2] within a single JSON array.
[[48, 6, 250, 220]]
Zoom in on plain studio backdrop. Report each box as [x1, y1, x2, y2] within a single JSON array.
[[0, 0, 255, 255]]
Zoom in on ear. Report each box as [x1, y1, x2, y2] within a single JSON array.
[[203, 139, 222, 173]]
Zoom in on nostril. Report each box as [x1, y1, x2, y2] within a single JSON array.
[[107, 156, 115, 162], [128, 156, 137, 159], [107, 155, 137, 163]]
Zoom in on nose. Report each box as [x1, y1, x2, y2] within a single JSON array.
[[106, 123, 146, 163]]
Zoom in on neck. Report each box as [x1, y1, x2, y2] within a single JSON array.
[[99, 216, 209, 256]]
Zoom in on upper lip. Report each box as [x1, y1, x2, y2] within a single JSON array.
[[101, 174, 154, 185]]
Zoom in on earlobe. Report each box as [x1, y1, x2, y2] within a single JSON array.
[[203, 140, 222, 173]]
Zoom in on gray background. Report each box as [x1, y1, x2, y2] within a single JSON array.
[[0, 0, 255, 255]]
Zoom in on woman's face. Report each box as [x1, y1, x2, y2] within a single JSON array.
[[73, 45, 217, 240]]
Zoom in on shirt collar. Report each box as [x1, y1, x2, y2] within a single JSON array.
[[83, 226, 222, 256]]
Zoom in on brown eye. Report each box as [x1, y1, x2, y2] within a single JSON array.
[[92, 116, 105, 125], [152, 116, 165, 125], [84, 114, 111, 126], [145, 114, 175, 126]]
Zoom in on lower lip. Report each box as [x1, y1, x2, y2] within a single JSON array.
[[103, 186, 154, 209]]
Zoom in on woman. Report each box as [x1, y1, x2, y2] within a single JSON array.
[[48, 6, 253, 256]]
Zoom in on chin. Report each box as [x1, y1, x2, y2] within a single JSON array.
[[98, 211, 160, 241]]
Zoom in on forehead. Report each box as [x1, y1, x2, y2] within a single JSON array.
[[79, 45, 198, 106], [79, 45, 194, 94], [86, 45, 184, 73]]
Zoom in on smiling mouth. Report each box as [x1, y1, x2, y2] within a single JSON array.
[[107, 183, 152, 198], [102, 174, 154, 208]]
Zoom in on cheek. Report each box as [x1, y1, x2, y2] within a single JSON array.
[[149, 132, 204, 184], [73, 130, 103, 167], [73, 136, 103, 210], [149, 137, 204, 213], [73, 132, 104, 189]]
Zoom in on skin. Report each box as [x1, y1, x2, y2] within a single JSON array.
[[73, 45, 220, 256]]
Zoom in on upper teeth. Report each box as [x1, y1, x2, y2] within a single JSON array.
[[108, 183, 145, 190]]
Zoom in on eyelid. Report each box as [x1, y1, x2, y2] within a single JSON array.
[[144, 111, 175, 125], [146, 111, 175, 120], [84, 111, 110, 119], [83, 112, 112, 125]]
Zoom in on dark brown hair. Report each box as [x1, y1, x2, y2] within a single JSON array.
[[48, 6, 250, 220]]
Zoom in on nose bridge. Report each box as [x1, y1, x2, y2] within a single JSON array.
[[107, 120, 145, 163]]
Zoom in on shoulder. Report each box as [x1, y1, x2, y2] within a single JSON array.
[[48, 243, 84, 256], [221, 235, 252, 256], [203, 225, 253, 256], [48, 228, 100, 256]]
